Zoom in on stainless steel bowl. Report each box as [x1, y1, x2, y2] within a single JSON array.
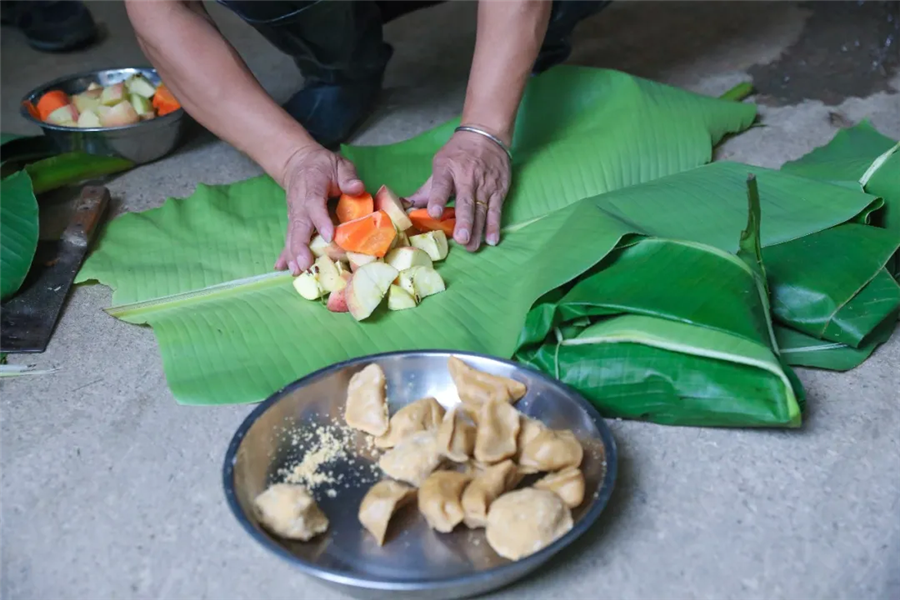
[[223, 351, 618, 600], [20, 67, 190, 164]]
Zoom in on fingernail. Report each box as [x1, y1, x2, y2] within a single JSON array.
[[289, 261, 298, 274], [487, 234, 499, 246], [430, 207, 442, 218], [457, 229, 470, 244]]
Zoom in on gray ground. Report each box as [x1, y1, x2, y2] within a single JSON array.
[[2, 2, 899, 599]]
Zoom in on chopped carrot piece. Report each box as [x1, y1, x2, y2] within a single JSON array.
[[336, 192, 374, 223], [22, 100, 40, 120], [36, 90, 70, 121], [409, 208, 456, 236], [152, 83, 181, 116], [334, 210, 397, 257]]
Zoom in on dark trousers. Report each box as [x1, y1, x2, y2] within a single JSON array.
[[218, 0, 611, 84]]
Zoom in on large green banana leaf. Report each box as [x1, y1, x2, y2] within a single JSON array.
[[761, 223, 900, 347], [780, 121, 900, 277], [343, 66, 757, 226], [74, 66, 886, 421], [1, 171, 39, 300], [77, 162, 876, 408]]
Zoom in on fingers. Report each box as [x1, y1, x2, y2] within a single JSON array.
[[275, 249, 290, 271], [406, 176, 432, 207], [452, 180, 475, 245], [307, 196, 334, 243], [287, 214, 315, 274], [465, 195, 489, 253], [427, 170, 454, 219], [336, 158, 365, 196], [485, 191, 504, 246]]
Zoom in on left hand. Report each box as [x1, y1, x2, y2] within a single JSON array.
[[406, 130, 511, 251]]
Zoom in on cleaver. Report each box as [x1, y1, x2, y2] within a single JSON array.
[[1, 185, 109, 353]]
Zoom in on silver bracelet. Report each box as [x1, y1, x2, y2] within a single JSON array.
[[454, 125, 513, 161]]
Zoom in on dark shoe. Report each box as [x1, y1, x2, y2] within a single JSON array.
[[282, 72, 385, 149], [2, 0, 98, 52]]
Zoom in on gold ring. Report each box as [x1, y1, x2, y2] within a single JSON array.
[[475, 200, 488, 209]]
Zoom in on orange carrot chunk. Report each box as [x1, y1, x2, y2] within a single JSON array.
[[409, 208, 456, 237], [336, 192, 374, 223], [22, 100, 41, 120], [36, 90, 70, 121], [152, 83, 181, 116], [334, 210, 397, 257]]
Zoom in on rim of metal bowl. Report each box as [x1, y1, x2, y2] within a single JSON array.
[[19, 66, 185, 134], [222, 350, 618, 594]]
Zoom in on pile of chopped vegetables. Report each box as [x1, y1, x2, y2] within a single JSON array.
[[293, 185, 452, 321], [23, 74, 181, 129]]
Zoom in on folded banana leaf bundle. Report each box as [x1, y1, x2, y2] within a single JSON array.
[[73, 66, 899, 429]]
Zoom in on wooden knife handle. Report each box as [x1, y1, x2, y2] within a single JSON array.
[[64, 185, 110, 246]]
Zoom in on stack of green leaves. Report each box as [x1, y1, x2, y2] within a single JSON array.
[[73, 66, 898, 428]]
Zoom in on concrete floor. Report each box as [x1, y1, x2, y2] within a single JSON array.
[[2, 2, 899, 599]]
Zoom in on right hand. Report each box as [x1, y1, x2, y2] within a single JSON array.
[[274, 145, 365, 274]]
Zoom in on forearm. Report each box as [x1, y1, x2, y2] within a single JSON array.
[[462, 0, 552, 145], [124, 0, 315, 184]]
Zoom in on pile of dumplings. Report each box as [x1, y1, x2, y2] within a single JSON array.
[[347, 356, 587, 561]]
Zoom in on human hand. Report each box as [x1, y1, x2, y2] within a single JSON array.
[[274, 145, 365, 274], [406, 129, 511, 251]]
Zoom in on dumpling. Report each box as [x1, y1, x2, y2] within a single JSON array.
[[485, 488, 573, 560], [473, 400, 521, 464], [254, 483, 329, 541], [437, 405, 477, 462], [518, 428, 583, 472], [417, 470, 473, 533], [448, 356, 527, 409], [375, 397, 445, 449], [514, 415, 547, 474], [461, 459, 519, 528], [344, 364, 389, 436], [533, 467, 586, 508], [358, 480, 417, 545], [378, 431, 444, 486]]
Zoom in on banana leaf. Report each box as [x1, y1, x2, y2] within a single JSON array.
[[774, 319, 897, 371], [74, 66, 882, 417], [761, 223, 900, 347], [513, 188, 804, 427], [517, 315, 801, 427], [343, 66, 757, 226], [780, 121, 900, 278], [0, 171, 39, 300], [25, 152, 135, 194], [77, 162, 877, 408]]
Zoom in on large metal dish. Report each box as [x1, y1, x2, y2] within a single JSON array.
[[20, 67, 190, 164], [223, 351, 618, 600]]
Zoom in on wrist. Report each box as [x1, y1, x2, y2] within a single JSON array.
[[269, 132, 321, 189], [458, 117, 513, 147]]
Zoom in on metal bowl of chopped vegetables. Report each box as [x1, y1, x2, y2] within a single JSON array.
[[223, 351, 618, 599], [19, 66, 190, 164]]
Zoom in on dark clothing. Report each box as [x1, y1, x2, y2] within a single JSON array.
[[1, 0, 97, 52], [217, 0, 611, 83], [215, 0, 610, 147]]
